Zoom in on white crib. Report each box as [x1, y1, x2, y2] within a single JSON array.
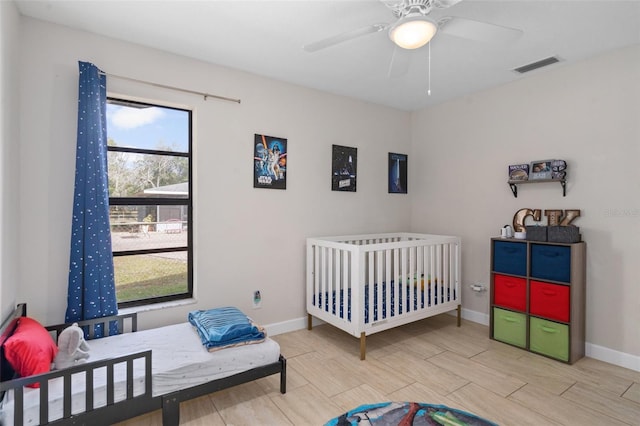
[[306, 232, 461, 359]]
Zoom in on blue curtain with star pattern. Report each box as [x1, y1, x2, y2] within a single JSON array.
[[66, 61, 118, 335]]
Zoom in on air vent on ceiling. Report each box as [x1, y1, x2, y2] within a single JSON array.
[[513, 56, 561, 74]]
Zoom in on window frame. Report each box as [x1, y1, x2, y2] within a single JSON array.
[[107, 97, 193, 308]]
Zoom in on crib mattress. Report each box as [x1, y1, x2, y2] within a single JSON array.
[[1, 322, 281, 424]]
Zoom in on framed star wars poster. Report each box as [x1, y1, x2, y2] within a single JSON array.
[[254, 134, 287, 190], [331, 144, 357, 192], [388, 152, 407, 194]]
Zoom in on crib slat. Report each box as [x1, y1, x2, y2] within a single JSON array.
[[394, 248, 400, 316], [86, 368, 94, 411], [145, 351, 153, 395], [418, 245, 424, 310], [320, 247, 327, 312], [107, 363, 114, 405], [127, 358, 134, 399], [437, 244, 443, 304], [353, 249, 363, 330], [376, 250, 383, 322], [409, 245, 416, 311], [385, 249, 391, 321], [429, 246, 439, 305], [444, 243, 451, 300], [14, 385, 23, 426], [317, 246, 322, 310], [341, 250, 347, 319], [327, 247, 334, 314], [313, 245, 319, 308], [400, 247, 407, 313], [63, 371, 72, 417], [39, 379, 48, 425], [367, 251, 374, 322]]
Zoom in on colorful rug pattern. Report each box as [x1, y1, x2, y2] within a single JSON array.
[[325, 402, 498, 426]]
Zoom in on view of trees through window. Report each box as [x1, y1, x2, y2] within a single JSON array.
[[106, 98, 192, 307]]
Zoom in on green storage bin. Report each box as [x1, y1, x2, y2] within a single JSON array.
[[530, 317, 569, 361], [493, 307, 526, 348]]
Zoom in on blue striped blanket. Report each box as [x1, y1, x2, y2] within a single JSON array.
[[188, 307, 266, 351]]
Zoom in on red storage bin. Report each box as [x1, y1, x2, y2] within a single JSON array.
[[494, 274, 526, 312], [530, 280, 570, 322]]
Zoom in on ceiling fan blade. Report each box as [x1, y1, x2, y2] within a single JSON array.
[[438, 16, 523, 44], [303, 23, 389, 53], [432, 0, 463, 9], [388, 46, 411, 78]]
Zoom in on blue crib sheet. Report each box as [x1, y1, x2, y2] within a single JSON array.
[[314, 280, 455, 323]]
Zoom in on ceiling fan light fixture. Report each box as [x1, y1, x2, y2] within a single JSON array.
[[389, 15, 438, 50]]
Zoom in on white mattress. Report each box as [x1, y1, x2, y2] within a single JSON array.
[[1, 322, 281, 424]]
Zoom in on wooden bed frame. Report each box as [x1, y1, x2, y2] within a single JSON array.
[[307, 232, 461, 360], [0, 303, 286, 425]]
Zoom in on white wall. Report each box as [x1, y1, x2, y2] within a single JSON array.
[[0, 0, 20, 318], [9, 14, 639, 369], [411, 45, 640, 365], [16, 17, 411, 329]]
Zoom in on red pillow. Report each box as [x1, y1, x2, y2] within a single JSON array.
[[4, 317, 58, 388]]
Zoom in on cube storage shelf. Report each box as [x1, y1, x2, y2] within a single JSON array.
[[490, 238, 586, 363]]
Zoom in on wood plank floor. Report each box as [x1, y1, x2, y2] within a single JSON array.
[[116, 314, 640, 425]]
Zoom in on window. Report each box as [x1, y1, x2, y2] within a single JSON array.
[[107, 98, 192, 307]]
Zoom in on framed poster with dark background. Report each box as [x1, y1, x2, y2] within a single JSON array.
[[331, 144, 357, 192], [388, 152, 407, 194], [254, 133, 287, 190]]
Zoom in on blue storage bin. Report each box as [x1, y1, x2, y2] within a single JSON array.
[[531, 244, 571, 282], [493, 240, 527, 276]]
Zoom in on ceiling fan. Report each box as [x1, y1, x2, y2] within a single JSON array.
[[303, 0, 523, 76]]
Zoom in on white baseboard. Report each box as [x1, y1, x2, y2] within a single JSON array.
[[265, 315, 319, 336], [458, 308, 640, 372], [267, 310, 639, 372], [447, 307, 490, 326], [586, 342, 640, 372]]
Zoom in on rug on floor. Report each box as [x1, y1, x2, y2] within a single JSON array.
[[325, 401, 498, 426]]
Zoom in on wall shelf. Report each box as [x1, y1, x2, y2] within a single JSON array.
[[508, 179, 566, 198]]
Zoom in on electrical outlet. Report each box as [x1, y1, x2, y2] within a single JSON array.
[[252, 290, 262, 309], [470, 283, 486, 292]]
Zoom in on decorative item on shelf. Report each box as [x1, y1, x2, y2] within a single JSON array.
[[513, 208, 542, 232], [544, 209, 563, 226], [552, 171, 566, 180], [500, 225, 514, 238], [548, 225, 581, 243], [551, 159, 567, 180], [529, 160, 553, 180], [508, 163, 529, 181], [508, 159, 568, 197], [513, 208, 581, 236], [559, 209, 580, 225], [526, 225, 548, 241], [515, 208, 581, 242]]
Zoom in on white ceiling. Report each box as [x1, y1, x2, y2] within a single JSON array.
[[14, 0, 640, 111]]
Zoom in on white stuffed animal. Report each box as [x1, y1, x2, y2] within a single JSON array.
[[53, 323, 90, 370]]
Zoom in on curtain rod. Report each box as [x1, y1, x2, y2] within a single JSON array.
[[99, 71, 241, 104]]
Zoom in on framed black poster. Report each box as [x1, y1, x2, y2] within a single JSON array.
[[331, 144, 357, 192], [388, 152, 407, 194], [254, 134, 287, 190]]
